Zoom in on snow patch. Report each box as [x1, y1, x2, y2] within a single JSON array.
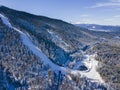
[[0, 14, 12, 28], [114, 36, 120, 39], [66, 75, 72, 80], [71, 54, 104, 83], [92, 26, 96, 29], [89, 28, 111, 32]]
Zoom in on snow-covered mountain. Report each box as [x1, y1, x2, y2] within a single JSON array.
[[0, 6, 120, 90], [0, 6, 99, 66]]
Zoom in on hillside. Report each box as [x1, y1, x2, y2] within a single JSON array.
[[0, 6, 120, 90]]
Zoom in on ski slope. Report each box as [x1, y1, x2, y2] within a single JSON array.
[[0, 14, 66, 73], [47, 30, 69, 52], [0, 14, 104, 83]]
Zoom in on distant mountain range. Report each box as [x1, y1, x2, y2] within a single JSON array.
[[75, 24, 120, 32]]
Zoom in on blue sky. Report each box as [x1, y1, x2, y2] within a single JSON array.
[[0, 0, 120, 25]]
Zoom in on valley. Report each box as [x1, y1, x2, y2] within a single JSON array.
[[0, 6, 120, 90]]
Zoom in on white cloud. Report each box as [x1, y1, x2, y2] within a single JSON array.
[[74, 18, 97, 24], [110, 0, 120, 2], [104, 18, 115, 21], [87, 0, 120, 8], [104, 15, 120, 21], [79, 14, 89, 17], [74, 21, 81, 24], [88, 3, 120, 8], [113, 15, 120, 18]]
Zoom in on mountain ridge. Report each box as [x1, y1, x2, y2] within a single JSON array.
[[75, 24, 120, 32]]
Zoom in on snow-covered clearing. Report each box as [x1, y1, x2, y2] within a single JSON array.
[[70, 54, 104, 83], [0, 14, 104, 83]]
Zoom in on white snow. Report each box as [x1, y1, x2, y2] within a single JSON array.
[[0, 14, 104, 83], [72, 54, 104, 83], [92, 26, 96, 29], [47, 30, 70, 52], [66, 75, 72, 80], [0, 14, 67, 73], [0, 14, 12, 28], [89, 28, 111, 32], [114, 36, 120, 39]]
